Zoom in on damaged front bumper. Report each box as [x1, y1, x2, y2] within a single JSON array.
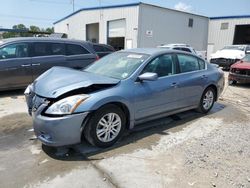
[[24, 85, 89, 147], [210, 58, 237, 69], [228, 72, 250, 83], [32, 104, 89, 147]]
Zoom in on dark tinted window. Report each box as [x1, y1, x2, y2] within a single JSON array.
[[0, 43, 29, 59], [34, 43, 50, 56], [181, 48, 192, 53], [66, 44, 89, 55], [51, 43, 65, 55], [93, 45, 114, 52], [93, 45, 104, 52], [143, 54, 176, 77], [173, 47, 181, 51], [103, 46, 114, 52], [177, 54, 199, 73], [188, 18, 193, 27], [173, 47, 192, 53]]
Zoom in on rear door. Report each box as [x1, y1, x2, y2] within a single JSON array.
[[0, 42, 32, 90], [65, 43, 96, 69], [174, 53, 208, 108], [31, 42, 66, 80]]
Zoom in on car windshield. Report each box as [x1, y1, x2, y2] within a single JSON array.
[[84, 52, 149, 80], [242, 54, 250, 62], [222, 45, 245, 51]]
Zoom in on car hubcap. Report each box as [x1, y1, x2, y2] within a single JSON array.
[[96, 113, 122, 142], [203, 90, 214, 110]]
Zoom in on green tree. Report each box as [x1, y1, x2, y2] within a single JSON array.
[[12, 24, 30, 37], [30, 25, 40, 32], [45, 27, 54, 33]]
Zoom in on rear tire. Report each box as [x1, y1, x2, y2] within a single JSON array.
[[197, 87, 215, 113], [83, 104, 126, 148]]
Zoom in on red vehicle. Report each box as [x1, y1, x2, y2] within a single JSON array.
[[229, 54, 250, 85]]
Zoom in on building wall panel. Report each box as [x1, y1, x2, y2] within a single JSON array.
[[138, 4, 209, 50], [54, 6, 139, 48], [208, 18, 250, 52]]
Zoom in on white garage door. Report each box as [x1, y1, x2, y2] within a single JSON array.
[[108, 19, 126, 38]]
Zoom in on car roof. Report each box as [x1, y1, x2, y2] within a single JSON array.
[[120, 48, 195, 56], [1, 37, 89, 44], [166, 43, 190, 47]]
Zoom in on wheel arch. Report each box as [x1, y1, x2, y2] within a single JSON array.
[[205, 84, 218, 101], [80, 101, 131, 137]]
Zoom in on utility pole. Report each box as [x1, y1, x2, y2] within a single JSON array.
[[99, 0, 103, 20], [71, 0, 75, 12]]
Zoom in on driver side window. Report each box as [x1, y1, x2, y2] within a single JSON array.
[[0, 43, 29, 60], [142, 54, 176, 77]]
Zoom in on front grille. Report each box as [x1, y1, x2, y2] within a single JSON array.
[[210, 58, 237, 64], [32, 95, 47, 112], [231, 68, 250, 76]]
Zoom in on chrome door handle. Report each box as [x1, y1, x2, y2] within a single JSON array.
[[201, 75, 208, 79], [32, 63, 40, 66], [171, 82, 178, 88], [21, 64, 31, 67]]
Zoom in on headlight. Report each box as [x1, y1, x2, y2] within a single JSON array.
[[45, 95, 89, 115]]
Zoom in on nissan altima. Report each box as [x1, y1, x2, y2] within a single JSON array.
[[25, 48, 224, 148]]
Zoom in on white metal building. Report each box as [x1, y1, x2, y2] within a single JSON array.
[[207, 15, 250, 58], [54, 2, 209, 51]]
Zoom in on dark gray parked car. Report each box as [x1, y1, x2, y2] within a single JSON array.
[[0, 37, 114, 91]]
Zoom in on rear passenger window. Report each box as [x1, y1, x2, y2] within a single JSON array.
[[66, 44, 89, 55], [34, 43, 50, 56], [198, 59, 206, 69], [177, 54, 200, 73], [93, 45, 104, 52], [51, 43, 65, 55], [103, 46, 114, 52]]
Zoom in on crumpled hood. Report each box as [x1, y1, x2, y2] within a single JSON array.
[[211, 49, 245, 59], [231, 61, 250, 69], [33, 66, 120, 98]]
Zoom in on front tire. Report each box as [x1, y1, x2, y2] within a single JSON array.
[[84, 104, 126, 148], [197, 87, 216, 113]]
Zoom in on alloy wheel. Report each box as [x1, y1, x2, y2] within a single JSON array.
[[96, 113, 122, 142]]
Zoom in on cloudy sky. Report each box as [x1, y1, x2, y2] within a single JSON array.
[[1, 0, 250, 28]]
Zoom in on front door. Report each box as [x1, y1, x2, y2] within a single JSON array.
[[133, 54, 180, 121], [0, 42, 32, 89]]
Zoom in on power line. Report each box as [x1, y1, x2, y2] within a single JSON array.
[[0, 17, 53, 24], [0, 14, 55, 21], [29, 0, 81, 7]]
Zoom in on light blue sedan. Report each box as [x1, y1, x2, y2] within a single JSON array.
[[25, 48, 224, 148]]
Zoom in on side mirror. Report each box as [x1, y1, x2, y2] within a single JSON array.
[[138, 72, 158, 81]]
